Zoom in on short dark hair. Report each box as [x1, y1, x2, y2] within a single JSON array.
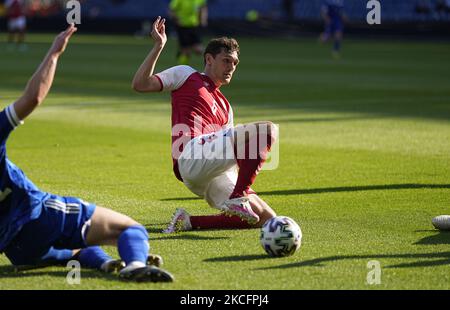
[[204, 37, 240, 62]]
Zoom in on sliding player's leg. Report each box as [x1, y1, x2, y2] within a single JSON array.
[[230, 121, 277, 198], [86, 206, 173, 282], [3, 197, 117, 272], [216, 122, 277, 223], [166, 125, 277, 231], [163, 168, 276, 233], [23, 246, 123, 273], [164, 168, 253, 233], [5, 196, 173, 282]]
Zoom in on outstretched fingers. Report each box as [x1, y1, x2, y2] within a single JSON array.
[[153, 16, 162, 32], [151, 16, 167, 45], [51, 24, 78, 56], [158, 18, 166, 30], [59, 23, 77, 39]]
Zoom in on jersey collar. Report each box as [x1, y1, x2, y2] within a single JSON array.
[[201, 73, 220, 91]]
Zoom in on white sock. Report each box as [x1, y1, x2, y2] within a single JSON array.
[[120, 261, 146, 273]]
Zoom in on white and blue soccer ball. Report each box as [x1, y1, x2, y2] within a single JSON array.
[[260, 216, 302, 257]]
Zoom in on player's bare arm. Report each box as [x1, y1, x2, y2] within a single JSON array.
[[13, 24, 77, 121], [132, 16, 167, 93]]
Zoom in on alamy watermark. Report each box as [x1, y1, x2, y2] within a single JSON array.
[[367, 0, 381, 25], [66, 260, 81, 285], [66, 0, 81, 25], [366, 260, 382, 285]]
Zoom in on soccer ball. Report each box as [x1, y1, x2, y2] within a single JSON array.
[[260, 216, 302, 257]]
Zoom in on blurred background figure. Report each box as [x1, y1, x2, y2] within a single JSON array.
[[319, 0, 345, 59], [282, 0, 295, 23], [415, 0, 432, 13], [435, 0, 450, 20], [415, 0, 432, 21], [169, 0, 208, 65], [0, 1, 448, 57], [5, 0, 27, 51]]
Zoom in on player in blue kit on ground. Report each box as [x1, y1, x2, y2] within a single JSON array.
[[0, 24, 173, 283], [320, 0, 346, 58]]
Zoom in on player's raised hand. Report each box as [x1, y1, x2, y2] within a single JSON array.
[[151, 16, 167, 47], [13, 24, 77, 120], [49, 24, 77, 57]]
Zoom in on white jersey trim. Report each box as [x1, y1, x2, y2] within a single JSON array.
[[6, 104, 24, 128], [155, 65, 196, 92], [44, 199, 80, 214]]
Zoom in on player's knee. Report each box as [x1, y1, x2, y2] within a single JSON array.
[[114, 218, 140, 236], [103, 215, 139, 242]]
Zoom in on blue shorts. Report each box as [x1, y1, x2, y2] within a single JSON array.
[[325, 20, 343, 35], [4, 195, 96, 266]]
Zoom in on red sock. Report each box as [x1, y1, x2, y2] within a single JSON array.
[[190, 214, 253, 230], [230, 131, 273, 199]]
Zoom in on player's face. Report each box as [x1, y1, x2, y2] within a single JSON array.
[[210, 50, 239, 86]]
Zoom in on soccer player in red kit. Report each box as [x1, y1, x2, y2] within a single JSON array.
[[5, 0, 27, 50], [132, 17, 277, 233]]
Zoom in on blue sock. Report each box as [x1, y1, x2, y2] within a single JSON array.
[[117, 225, 149, 265], [334, 40, 341, 52], [78, 246, 112, 270], [41, 247, 73, 263]]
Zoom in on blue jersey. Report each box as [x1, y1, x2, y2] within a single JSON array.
[[323, 0, 344, 21], [0, 105, 49, 252]]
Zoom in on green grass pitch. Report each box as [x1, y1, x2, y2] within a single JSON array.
[[0, 33, 449, 289]]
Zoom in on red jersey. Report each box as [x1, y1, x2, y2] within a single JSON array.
[[6, 0, 24, 19], [155, 65, 234, 180]]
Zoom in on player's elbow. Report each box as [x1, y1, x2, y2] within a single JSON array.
[[132, 80, 147, 93], [132, 77, 160, 93], [132, 81, 142, 92]]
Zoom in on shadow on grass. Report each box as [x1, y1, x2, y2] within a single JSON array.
[[145, 225, 236, 237], [144, 223, 170, 234], [272, 115, 380, 124], [144, 223, 171, 227], [236, 98, 450, 123], [0, 265, 119, 281], [146, 227, 166, 234], [162, 184, 450, 201], [20, 88, 450, 122], [150, 233, 231, 241], [160, 197, 201, 202], [258, 184, 450, 196], [415, 231, 450, 245], [255, 251, 450, 271], [204, 254, 274, 262]]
